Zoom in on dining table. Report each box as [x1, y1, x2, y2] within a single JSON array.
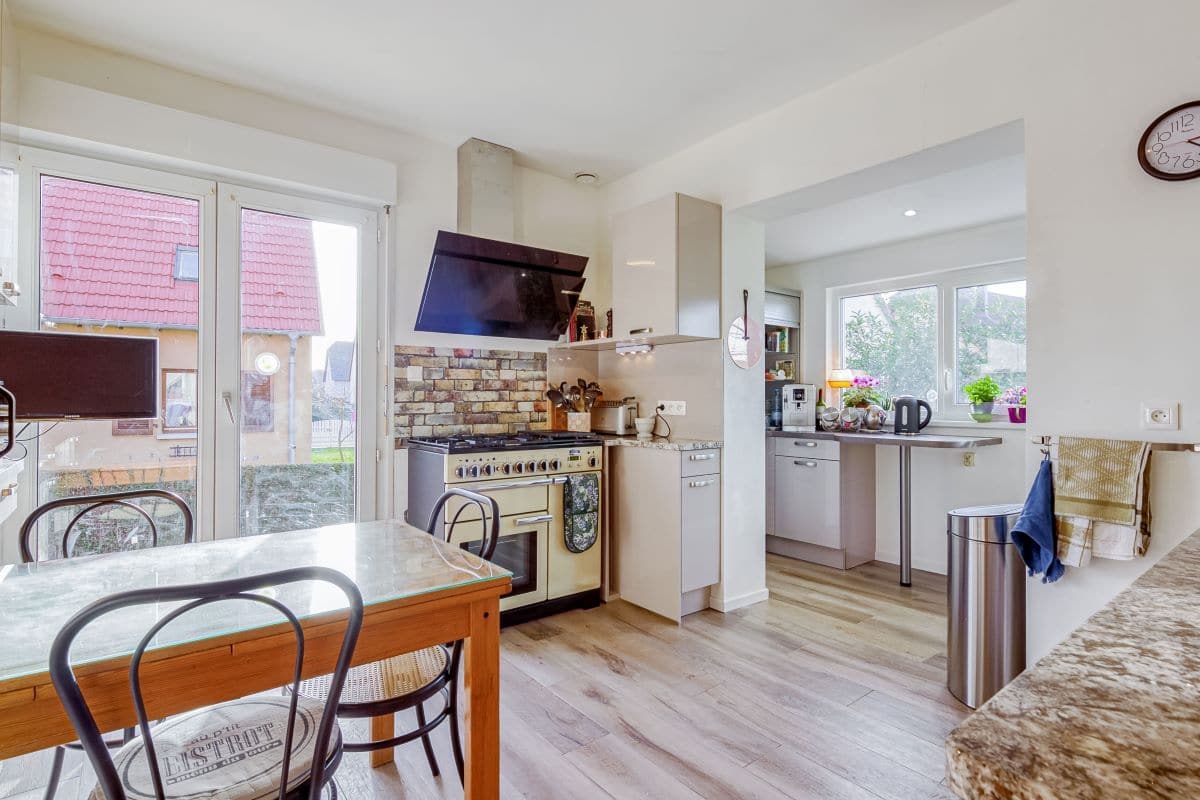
[[0, 519, 512, 799]]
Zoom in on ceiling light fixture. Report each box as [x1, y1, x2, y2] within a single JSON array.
[[574, 172, 598, 185], [903, 208, 918, 217]]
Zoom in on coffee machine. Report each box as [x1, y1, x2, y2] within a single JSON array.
[[781, 383, 817, 429]]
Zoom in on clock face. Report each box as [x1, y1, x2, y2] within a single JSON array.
[[1139, 102, 1200, 181]]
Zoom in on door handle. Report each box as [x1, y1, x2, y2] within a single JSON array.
[[793, 441, 818, 447], [222, 391, 237, 424], [793, 460, 818, 468], [688, 479, 716, 488], [688, 453, 715, 461], [629, 327, 653, 335], [514, 513, 554, 525]]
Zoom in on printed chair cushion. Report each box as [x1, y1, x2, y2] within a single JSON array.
[[89, 695, 333, 800], [299, 646, 448, 706]]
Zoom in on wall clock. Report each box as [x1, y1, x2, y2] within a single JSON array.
[[1138, 101, 1200, 181]]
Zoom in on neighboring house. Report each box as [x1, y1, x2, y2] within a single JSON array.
[[38, 177, 322, 478], [322, 340, 355, 400]]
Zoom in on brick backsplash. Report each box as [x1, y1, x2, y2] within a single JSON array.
[[394, 346, 548, 444]]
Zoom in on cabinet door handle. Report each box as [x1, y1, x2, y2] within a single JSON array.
[[688, 479, 716, 488], [629, 327, 653, 335], [793, 460, 818, 468], [793, 441, 818, 447], [688, 453, 715, 461]]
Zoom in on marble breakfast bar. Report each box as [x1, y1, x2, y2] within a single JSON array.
[[945, 527, 1200, 799]]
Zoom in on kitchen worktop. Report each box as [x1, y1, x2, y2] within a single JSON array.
[[768, 428, 1002, 448], [945, 527, 1200, 799], [598, 434, 722, 452]]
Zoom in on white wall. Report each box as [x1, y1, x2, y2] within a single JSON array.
[[768, 220, 1028, 573], [603, 0, 1200, 660]]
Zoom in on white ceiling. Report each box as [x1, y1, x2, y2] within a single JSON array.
[[11, 0, 1011, 181], [764, 154, 1027, 266]]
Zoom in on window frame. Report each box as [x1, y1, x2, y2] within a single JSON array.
[[160, 367, 199, 435], [831, 259, 1026, 421], [240, 370, 274, 433], [173, 244, 199, 281]]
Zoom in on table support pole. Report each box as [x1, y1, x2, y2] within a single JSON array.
[[899, 446, 913, 587]]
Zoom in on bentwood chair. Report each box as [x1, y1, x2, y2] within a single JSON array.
[[49, 566, 363, 800], [297, 488, 499, 782], [20, 488, 194, 799]]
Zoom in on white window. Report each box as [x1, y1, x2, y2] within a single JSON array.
[[834, 261, 1026, 419]]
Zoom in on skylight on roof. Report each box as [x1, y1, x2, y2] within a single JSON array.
[[174, 245, 199, 281]]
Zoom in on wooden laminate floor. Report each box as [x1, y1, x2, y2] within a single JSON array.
[[0, 555, 965, 799]]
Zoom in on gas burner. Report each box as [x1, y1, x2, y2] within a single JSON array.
[[408, 430, 602, 454]]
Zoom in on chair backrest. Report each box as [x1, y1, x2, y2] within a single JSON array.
[[20, 489, 194, 563], [49, 566, 363, 800], [423, 487, 500, 561]]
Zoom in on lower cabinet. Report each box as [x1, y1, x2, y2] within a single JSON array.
[[612, 446, 722, 621], [766, 436, 875, 570]]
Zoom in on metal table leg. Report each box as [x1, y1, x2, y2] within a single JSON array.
[[899, 447, 912, 587]]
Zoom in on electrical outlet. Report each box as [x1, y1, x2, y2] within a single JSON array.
[[658, 400, 687, 416], [962, 452, 975, 468], [1141, 402, 1179, 430]]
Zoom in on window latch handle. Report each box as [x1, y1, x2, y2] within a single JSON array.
[[222, 391, 236, 424]]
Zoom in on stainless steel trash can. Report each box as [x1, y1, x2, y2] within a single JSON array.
[[946, 504, 1025, 709]]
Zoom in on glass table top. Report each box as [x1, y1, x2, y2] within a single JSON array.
[[0, 520, 510, 686]]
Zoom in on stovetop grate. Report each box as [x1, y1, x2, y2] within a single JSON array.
[[407, 430, 603, 453]]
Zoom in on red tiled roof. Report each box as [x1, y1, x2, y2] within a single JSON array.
[[40, 177, 322, 333]]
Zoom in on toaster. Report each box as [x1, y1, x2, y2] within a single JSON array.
[[591, 398, 638, 435]]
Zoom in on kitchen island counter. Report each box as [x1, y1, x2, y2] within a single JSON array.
[[945, 527, 1200, 799], [768, 429, 1002, 448], [599, 434, 722, 452]]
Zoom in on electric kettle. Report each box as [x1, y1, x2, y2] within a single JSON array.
[[892, 395, 931, 435]]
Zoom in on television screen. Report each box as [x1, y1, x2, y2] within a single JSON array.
[[0, 331, 158, 420]]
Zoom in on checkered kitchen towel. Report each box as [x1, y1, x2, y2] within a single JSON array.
[[1054, 437, 1152, 567]]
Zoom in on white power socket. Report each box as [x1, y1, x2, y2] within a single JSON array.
[[1141, 402, 1179, 430], [658, 400, 687, 416]]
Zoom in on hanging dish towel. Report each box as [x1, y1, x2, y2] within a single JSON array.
[[1054, 437, 1152, 567], [564, 472, 599, 553], [1011, 458, 1064, 583]]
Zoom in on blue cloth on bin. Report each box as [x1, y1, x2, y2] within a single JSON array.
[[1011, 459, 1064, 583]]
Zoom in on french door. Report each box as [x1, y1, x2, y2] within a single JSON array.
[[4, 149, 384, 554]]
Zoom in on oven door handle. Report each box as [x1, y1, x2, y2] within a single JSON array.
[[462, 475, 569, 492], [514, 513, 555, 525]]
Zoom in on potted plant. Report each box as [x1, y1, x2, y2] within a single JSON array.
[[1001, 386, 1028, 423], [963, 376, 1001, 422], [841, 375, 884, 409]]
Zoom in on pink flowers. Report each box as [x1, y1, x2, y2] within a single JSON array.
[[851, 375, 881, 388], [999, 386, 1027, 406]]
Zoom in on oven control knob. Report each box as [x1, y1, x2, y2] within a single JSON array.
[[499, 463, 512, 475], [587, 455, 598, 468], [513, 462, 524, 474], [548, 458, 561, 471], [455, 466, 467, 479], [526, 460, 537, 473], [537, 459, 548, 472], [468, 465, 481, 478], [480, 464, 493, 476]]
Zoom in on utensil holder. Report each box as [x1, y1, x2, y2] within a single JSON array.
[[566, 412, 592, 432]]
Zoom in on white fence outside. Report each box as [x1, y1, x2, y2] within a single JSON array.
[[312, 419, 355, 449]]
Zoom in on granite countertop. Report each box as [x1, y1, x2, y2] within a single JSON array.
[[768, 428, 1002, 449], [945, 528, 1200, 799], [597, 433, 722, 452]]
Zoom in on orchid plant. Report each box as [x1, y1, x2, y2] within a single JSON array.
[[841, 375, 886, 408], [999, 386, 1028, 407]]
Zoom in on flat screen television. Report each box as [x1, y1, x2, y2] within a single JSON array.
[[0, 331, 158, 420]]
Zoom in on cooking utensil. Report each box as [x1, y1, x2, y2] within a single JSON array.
[[727, 288, 763, 370], [584, 388, 601, 409], [568, 386, 582, 411], [547, 388, 564, 408]]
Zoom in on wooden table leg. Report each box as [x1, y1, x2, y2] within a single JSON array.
[[463, 596, 500, 799], [370, 713, 394, 768]]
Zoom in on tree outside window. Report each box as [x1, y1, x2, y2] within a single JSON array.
[[841, 286, 938, 408]]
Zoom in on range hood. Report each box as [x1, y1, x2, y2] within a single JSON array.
[[414, 230, 587, 340], [414, 138, 589, 340]]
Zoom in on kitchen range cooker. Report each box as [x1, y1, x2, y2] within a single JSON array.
[[406, 431, 604, 624]]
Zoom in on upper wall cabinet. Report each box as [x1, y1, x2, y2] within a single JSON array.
[[764, 290, 801, 327], [612, 193, 721, 342]]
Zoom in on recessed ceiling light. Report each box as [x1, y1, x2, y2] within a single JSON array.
[[903, 208, 918, 217], [574, 172, 598, 185]]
